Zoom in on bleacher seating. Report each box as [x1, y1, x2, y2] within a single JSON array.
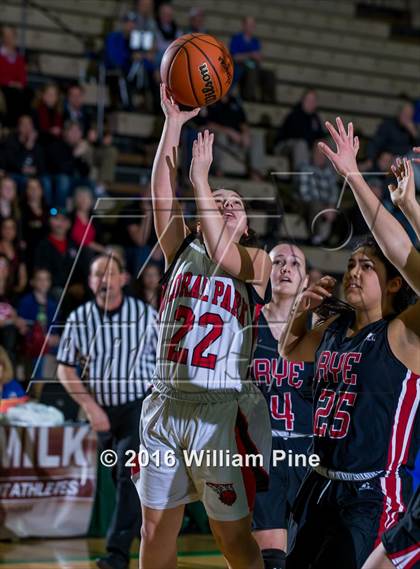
[[1, 0, 419, 262]]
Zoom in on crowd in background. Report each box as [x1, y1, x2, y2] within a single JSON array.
[[0, 0, 419, 389]]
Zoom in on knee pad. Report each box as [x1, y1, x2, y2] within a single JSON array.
[[261, 548, 286, 569]]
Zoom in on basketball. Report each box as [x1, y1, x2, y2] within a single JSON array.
[[160, 33, 234, 108]]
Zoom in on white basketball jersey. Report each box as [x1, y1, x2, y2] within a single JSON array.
[[156, 235, 263, 392]]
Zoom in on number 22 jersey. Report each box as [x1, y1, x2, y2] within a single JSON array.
[[156, 234, 269, 392], [313, 312, 420, 475]]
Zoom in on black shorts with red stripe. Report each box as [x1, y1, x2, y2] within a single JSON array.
[[382, 486, 420, 569], [286, 470, 413, 569], [252, 435, 311, 531]]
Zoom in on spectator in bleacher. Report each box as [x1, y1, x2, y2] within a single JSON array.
[[366, 150, 394, 194], [70, 186, 106, 260], [155, 3, 182, 65], [34, 209, 83, 305], [20, 177, 49, 276], [0, 254, 26, 362], [365, 100, 420, 168], [0, 115, 47, 192], [17, 268, 60, 376], [134, 261, 162, 310], [186, 7, 206, 34], [298, 139, 339, 245], [47, 121, 94, 207], [33, 83, 63, 145], [0, 217, 27, 294], [207, 92, 265, 179], [180, 106, 208, 184], [229, 16, 276, 103], [135, 0, 158, 35], [117, 197, 155, 276], [0, 176, 21, 224], [88, 128, 119, 194], [104, 11, 138, 109], [0, 26, 28, 127], [346, 177, 384, 246], [63, 84, 92, 136], [132, 0, 160, 111], [274, 88, 325, 169], [344, 150, 419, 246]]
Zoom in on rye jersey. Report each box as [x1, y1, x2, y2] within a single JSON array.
[[252, 311, 314, 435], [156, 234, 269, 392], [314, 312, 420, 475]]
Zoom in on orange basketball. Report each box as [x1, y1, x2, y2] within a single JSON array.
[[160, 33, 234, 108]]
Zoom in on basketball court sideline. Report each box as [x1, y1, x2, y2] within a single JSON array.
[[0, 536, 226, 568]]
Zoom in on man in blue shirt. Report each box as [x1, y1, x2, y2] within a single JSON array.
[[229, 16, 276, 103]]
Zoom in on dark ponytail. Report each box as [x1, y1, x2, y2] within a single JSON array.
[[314, 296, 354, 322], [315, 237, 417, 322]]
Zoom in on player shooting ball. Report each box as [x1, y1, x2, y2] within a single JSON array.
[[133, 83, 273, 569]]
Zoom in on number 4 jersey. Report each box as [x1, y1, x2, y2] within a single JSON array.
[[252, 311, 314, 435], [156, 234, 269, 392], [313, 313, 420, 475]]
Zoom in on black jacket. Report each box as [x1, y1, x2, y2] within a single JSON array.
[[367, 117, 420, 162], [46, 139, 91, 177], [34, 236, 80, 289], [276, 103, 324, 147], [0, 133, 46, 175]]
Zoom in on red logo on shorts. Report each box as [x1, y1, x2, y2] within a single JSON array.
[[206, 482, 237, 506]]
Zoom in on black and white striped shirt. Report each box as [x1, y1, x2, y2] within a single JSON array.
[[57, 296, 158, 407]]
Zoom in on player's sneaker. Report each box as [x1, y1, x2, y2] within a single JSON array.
[[96, 553, 128, 569]]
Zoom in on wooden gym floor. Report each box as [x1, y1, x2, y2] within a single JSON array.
[[0, 536, 226, 568]]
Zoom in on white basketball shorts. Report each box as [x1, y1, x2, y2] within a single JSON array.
[[132, 380, 271, 521]]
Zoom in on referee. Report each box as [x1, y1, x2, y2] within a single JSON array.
[[57, 253, 157, 569]]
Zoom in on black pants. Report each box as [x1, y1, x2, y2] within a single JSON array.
[[0, 85, 31, 126], [237, 63, 277, 103], [98, 398, 144, 563], [253, 436, 312, 531], [287, 470, 387, 569]]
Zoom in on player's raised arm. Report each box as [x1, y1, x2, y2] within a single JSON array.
[[389, 154, 420, 241], [319, 117, 420, 295], [280, 275, 336, 362], [151, 84, 200, 267], [189, 129, 271, 298]]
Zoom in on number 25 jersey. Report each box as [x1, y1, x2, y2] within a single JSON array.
[[313, 313, 420, 475], [156, 235, 268, 392]]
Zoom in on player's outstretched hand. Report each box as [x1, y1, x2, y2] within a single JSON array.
[[389, 157, 416, 210], [160, 83, 200, 125], [293, 275, 336, 316], [190, 130, 214, 188], [318, 117, 360, 178]]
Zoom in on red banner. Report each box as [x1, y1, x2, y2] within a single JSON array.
[[0, 424, 97, 538]]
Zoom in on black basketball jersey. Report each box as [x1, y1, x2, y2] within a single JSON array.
[[314, 313, 420, 475], [252, 311, 314, 435]]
